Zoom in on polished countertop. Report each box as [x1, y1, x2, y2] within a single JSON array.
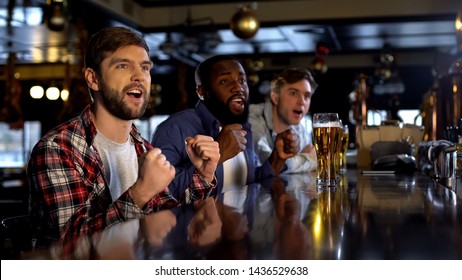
[[48, 169, 462, 260]]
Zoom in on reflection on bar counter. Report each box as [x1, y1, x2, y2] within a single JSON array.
[[10, 169, 456, 260]]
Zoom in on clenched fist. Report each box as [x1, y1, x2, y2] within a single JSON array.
[[130, 148, 175, 208], [275, 128, 300, 159], [269, 128, 300, 174], [185, 135, 220, 183], [216, 124, 247, 163], [141, 210, 177, 246]]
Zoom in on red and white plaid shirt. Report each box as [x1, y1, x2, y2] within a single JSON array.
[[27, 104, 216, 250]]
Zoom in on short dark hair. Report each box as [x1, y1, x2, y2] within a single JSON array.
[[195, 55, 239, 89], [271, 67, 318, 94], [84, 26, 149, 75]]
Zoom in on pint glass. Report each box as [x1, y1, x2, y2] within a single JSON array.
[[339, 125, 349, 174], [313, 113, 342, 187]]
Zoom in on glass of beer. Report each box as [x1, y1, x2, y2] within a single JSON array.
[[312, 113, 342, 187], [333, 121, 345, 179], [339, 125, 349, 174]]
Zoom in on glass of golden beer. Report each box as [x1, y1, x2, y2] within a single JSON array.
[[313, 113, 342, 187], [339, 125, 349, 174], [333, 121, 344, 179]]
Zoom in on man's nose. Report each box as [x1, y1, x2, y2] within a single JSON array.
[[131, 67, 146, 82], [297, 94, 306, 104], [230, 80, 243, 91]]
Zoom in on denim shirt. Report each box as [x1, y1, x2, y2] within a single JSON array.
[[151, 101, 275, 199]]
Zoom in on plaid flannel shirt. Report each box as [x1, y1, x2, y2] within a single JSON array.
[[27, 104, 216, 250]]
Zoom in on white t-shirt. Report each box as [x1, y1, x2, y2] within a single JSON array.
[[220, 122, 249, 212], [93, 132, 138, 202]]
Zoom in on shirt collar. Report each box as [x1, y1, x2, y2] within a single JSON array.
[[195, 101, 221, 137], [195, 100, 252, 136]]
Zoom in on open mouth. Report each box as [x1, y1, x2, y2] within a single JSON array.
[[293, 109, 303, 117], [229, 96, 245, 112], [127, 89, 143, 99]]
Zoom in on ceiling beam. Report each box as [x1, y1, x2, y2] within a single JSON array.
[[86, 0, 461, 30]]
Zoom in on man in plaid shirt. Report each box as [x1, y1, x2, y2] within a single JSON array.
[[27, 26, 220, 251]]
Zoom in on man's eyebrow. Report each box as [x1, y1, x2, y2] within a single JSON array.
[[217, 70, 232, 76], [108, 57, 129, 66], [217, 69, 246, 75], [108, 58, 152, 66], [286, 86, 302, 93], [141, 60, 153, 66]]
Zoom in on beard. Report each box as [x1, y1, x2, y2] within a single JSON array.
[[203, 92, 249, 125], [99, 79, 148, 121]]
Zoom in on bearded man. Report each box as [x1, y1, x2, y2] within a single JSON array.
[[151, 55, 299, 198]]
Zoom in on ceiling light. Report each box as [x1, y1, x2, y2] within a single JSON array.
[[456, 11, 462, 52], [230, 4, 260, 39], [30, 85, 44, 99], [46, 86, 60, 100], [456, 11, 462, 31], [46, 0, 67, 32], [60, 89, 69, 101]]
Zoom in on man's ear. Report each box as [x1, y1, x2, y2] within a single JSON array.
[[270, 92, 279, 105], [84, 68, 99, 91], [196, 85, 205, 100]]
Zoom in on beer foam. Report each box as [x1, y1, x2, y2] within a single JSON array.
[[313, 121, 342, 128]]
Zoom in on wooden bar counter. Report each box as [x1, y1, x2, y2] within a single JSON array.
[[48, 168, 462, 260]]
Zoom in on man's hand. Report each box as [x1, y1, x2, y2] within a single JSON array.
[[188, 197, 222, 246], [140, 210, 177, 246], [216, 124, 247, 163], [276, 128, 300, 158], [185, 135, 220, 183], [269, 128, 300, 174], [130, 148, 175, 208], [271, 178, 311, 259], [216, 201, 249, 241]]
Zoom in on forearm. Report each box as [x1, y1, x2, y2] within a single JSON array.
[[281, 153, 317, 173], [268, 151, 287, 175]]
